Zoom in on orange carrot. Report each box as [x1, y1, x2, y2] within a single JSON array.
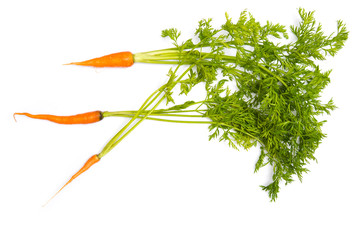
[[14, 111, 103, 124], [44, 154, 101, 205], [66, 51, 134, 67]]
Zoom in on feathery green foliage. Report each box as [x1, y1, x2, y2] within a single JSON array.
[[105, 9, 348, 200]]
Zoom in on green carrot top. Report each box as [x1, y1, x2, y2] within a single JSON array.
[[130, 8, 348, 200]]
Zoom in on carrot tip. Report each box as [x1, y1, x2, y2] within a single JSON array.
[[63, 62, 79, 66], [13, 113, 18, 122], [13, 112, 27, 122], [42, 154, 101, 206]]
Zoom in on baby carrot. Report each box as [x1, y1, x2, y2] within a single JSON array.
[[66, 51, 134, 67], [14, 111, 103, 124], [44, 154, 100, 205]]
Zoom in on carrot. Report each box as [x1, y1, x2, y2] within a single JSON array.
[[14, 111, 103, 124], [66, 51, 134, 67], [44, 154, 100, 206]]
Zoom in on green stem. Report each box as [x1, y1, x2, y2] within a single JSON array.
[[135, 48, 289, 88], [109, 113, 212, 125], [104, 95, 167, 155], [98, 86, 163, 158], [104, 111, 204, 118], [104, 112, 261, 143], [98, 63, 195, 158], [134, 49, 180, 63], [257, 64, 289, 88]]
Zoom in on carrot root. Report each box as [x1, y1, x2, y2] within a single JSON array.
[[65, 51, 134, 67], [14, 111, 103, 124], [43, 154, 101, 206]]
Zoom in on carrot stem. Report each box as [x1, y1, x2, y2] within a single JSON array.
[[98, 61, 196, 158], [105, 111, 205, 118], [98, 88, 164, 158]]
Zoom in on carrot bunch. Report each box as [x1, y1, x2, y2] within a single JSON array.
[[16, 9, 349, 203]]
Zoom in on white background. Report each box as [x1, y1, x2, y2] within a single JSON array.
[[1, 0, 359, 239]]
